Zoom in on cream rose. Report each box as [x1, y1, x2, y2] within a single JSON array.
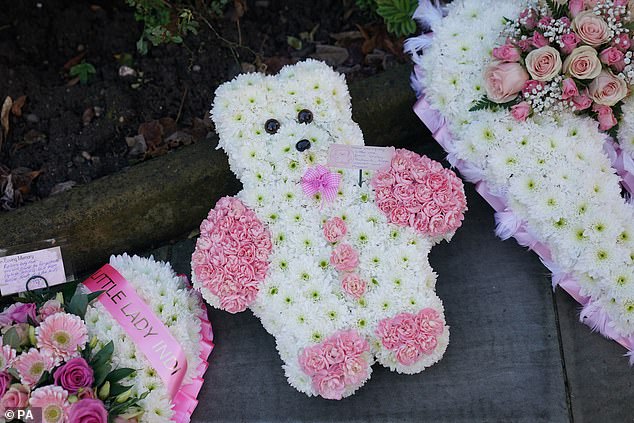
[[484, 61, 529, 103], [588, 70, 628, 106], [572, 11, 610, 47], [563, 46, 602, 79], [525, 46, 562, 81]]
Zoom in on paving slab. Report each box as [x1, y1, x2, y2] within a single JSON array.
[[555, 290, 634, 423], [164, 139, 568, 421]]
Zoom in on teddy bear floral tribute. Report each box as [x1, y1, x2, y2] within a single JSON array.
[[407, 0, 634, 361], [0, 254, 213, 423], [191, 60, 467, 399]]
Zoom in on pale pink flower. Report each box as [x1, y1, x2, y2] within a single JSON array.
[[572, 93, 593, 110], [299, 346, 329, 375], [511, 101, 531, 122], [416, 308, 445, 336], [568, 0, 584, 16], [13, 348, 57, 386], [593, 104, 618, 131], [341, 273, 367, 299], [38, 300, 64, 322], [525, 46, 562, 81], [484, 61, 529, 103], [313, 371, 346, 400], [395, 344, 421, 366], [0, 384, 29, 414], [588, 70, 628, 106], [323, 217, 347, 243], [563, 46, 602, 80], [573, 11, 610, 47], [492, 44, 521, 62], [36, 313, 88, 361], [330, 244, 359, 272], [561, 78, 580, 100], [30, 385, 69, 423]]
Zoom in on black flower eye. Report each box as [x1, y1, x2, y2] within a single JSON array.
[[298, 109, 313, 124], [265, 119, 280, 134]]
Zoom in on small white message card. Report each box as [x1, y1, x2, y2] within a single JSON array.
[[327, 145, 395, 170], [0, 247, 67, 295]]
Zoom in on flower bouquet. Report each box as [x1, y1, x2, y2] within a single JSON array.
[[191, 60, 467, 399], [407, 0, 634, 360], [0, 290, 148, 422], [0, 254, 213, 422]]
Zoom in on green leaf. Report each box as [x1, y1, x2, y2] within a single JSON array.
[[67, 290, 89, 319], [3, 327, 21, 350], [545, 0, 567, 19], [93, 363, 112, 388], [91, 341, 114, 368], [106, 368, 136, 383], [376, 0, 418, 37], [34, 370, 53, 388], [108, 382, 133, 397], [86, 290, 104, 304], [469, 96, 518, 112]]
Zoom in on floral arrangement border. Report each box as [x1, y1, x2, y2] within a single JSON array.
[[411, 64, 634, 361], [171, 275, 214, 422]]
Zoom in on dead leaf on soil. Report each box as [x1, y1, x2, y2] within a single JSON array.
[[231, 0, 248, 21], [11, 129, 47, 153], [82, 107, 95, 126], [0, 166, 42, 209], [66, 76, 80, 87], [0, 96, 12, 152], [12, 167, 43, 195], [11, 96, 26, 117], [63, 52, 86, 70], [126, 135, 147, 159]]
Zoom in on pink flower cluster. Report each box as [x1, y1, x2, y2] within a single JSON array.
[[299, 330, 370, 399], [376, 308, 444, 366], [192, 196, 272, 313], [486, 1, 634, 133], [371, 149, 466, 237]]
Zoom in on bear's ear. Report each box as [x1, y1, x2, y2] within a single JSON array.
[[276, 59, 353, 124]]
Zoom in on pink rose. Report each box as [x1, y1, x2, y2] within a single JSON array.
[[492, 44, 521, 62], [522, 80, 544, 95], [377, 198, 398, 214], [572, 93, 593, 110], [560, 32, 580, 54], [0, 303, 36, 326], [0, 384, 29, 414], [563, 46, 602, 79], [573, 11, 610, 47], [600, 47, 626, 72], [569, 0, 585, 16], [0, 373, 10, 398], [561, 78, 580, 100], [538, 16, 553, 28], [341, 273, 367, 299], [511, 101, 531, 122], [588, 70, 629, 106], [612, 33, 632, 51], [329, 244, 359, 272], [389, 206, 411, 226], [54, 357, 94, 393], [525, 46, 562, 81], [517, 38, 533, 52], [323, 217, 347, 243], [531, 31, 549, 48], [484, 61, 529, 103], [593, 104, 618, 131], [68, 399, 108, 423]]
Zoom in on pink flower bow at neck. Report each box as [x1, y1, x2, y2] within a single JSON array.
[[301, 165, 341, 204]]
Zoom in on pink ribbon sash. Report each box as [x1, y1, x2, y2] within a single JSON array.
[[83, 264, 188, 399]]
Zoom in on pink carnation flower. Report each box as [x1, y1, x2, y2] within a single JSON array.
[[13, 348, 57, 386], [329, 244, 359, 272], [323, 217, 347, 243], [341, 273, 367, 299], [0, 384, 29, 414], [30, 385, 69, 423], [38, 300, 64, 322], [36, 313, 88, 361]]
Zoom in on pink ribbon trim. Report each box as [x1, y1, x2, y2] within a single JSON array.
[[301, 165, 341, 205], [412, 66, 634, 357], [83, 267, 214, 422]]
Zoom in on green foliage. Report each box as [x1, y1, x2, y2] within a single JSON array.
[[210, 0, 231, 16], [545, 0, 567, 20], [355, 0, 418, 37], [126, 0, 203, 54], [69, 62, 96, 84], [469, 96, 517, 112]]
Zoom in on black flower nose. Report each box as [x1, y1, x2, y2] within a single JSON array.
[[296, 139, 311, 152]]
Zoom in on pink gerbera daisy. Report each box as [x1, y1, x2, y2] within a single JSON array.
[[36, 313, 88, 361], [13, 348, 57, 386], [0, 345, 16, 371], [30, 385, 69, 423]]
